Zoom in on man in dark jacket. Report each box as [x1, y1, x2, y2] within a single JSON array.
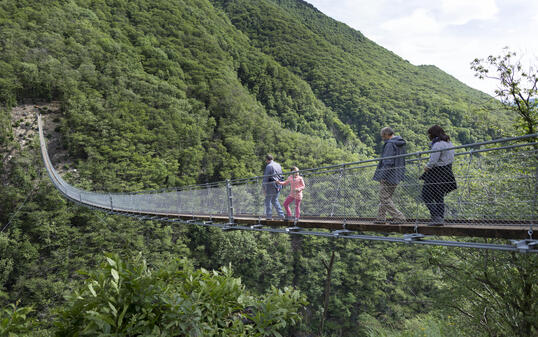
[[263, 154, 285, 219], [372, 127, 406, 224]]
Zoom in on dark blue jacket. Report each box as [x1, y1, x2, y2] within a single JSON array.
[[373, 136, 406, 184], [263, 161, 283, 194]]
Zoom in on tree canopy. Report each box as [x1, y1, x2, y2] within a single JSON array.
[[471, 48, 538, 135], [1, 1, 533, 336]]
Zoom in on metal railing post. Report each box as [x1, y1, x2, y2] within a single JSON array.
[[175, 188, 181, 215], [190, 186, 195, 219], [205, 183, 210, 216], [333, 165, 353, 236], [330, 165, 345, 218], [256, 177, 262, 218], [342, 165, 348, 225], [226, 179, 234, 225], [528, 161, 538, 240]]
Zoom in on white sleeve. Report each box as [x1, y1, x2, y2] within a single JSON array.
[[426, 143, 442, 168]]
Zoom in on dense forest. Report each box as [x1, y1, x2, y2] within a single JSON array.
[[1, 0, 536, 336]]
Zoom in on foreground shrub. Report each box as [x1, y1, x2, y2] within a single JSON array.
[[55, 253, 306, 336], [1, 301, 35, 336]]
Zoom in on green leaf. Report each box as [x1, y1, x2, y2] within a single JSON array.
[[117, 304, 129, 328], [88, 283, 97, 297], [106, 257, 117, 267], [111, 268, 119, 282]]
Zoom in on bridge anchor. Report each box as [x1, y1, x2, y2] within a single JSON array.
[[222, 225, 240, 231], [333, 229, 353, 237], [511, 239, 538, 252], [333, 221, 353, 237], [404, 233, 426, 242]]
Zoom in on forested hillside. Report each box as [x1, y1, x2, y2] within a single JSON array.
[[1, 0, 511, 190], [213, 0, 512, 148], [1, 0, 535, 336]]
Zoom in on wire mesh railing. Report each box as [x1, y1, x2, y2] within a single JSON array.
[[39, 115, 537, 233]]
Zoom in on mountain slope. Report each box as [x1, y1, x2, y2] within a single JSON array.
[[0, 1, 523, 336], [0, 0, 512, 192], [0, 0, 364, 191], [212, 0, 511, 148]]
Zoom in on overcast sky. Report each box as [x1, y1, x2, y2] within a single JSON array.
[[306, 0, 538, 97]]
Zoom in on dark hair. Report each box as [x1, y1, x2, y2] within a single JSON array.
[[427, 125, 450, 141], [265, 154, 273, 161]]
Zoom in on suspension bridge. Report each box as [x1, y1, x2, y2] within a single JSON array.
[[38, 115, 538, 253]]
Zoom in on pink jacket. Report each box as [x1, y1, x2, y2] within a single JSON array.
[[278, 175, 305, 200]]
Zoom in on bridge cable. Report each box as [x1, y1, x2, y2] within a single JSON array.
[[1, 183, 40, 233]]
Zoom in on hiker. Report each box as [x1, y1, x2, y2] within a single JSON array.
[[262, 154, 285, 219], [372, 127, 407, 224], [421, 125, 457, 226], [277, 166, 305, 220]]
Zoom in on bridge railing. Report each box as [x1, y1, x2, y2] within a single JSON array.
[[225, 140, 537, 225], [39, 115, 537, 227]]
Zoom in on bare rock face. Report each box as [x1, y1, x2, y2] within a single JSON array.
[[5, 101, 75, 174]]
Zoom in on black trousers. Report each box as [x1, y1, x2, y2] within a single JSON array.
[[421, 165, 456, 219], [422, 183, 446, 219]]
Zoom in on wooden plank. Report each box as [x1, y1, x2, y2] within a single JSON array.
[[107, 208, 531, 239]]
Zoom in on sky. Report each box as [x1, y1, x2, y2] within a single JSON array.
[[306, 0, 538, 97]]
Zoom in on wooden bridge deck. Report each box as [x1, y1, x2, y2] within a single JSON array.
[[101, 205, 533, 239]]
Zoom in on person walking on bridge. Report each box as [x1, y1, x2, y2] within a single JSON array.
[[277, 166, 305, 220], [372, 127, 407, 224], [263, 154, 285, 219], [421, 125, 457, 226]]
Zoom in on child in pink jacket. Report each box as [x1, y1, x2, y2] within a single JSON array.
[[277, 167, 305, 220]]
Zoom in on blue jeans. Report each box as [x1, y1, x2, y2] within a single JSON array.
[[265, 191, 284, 218]]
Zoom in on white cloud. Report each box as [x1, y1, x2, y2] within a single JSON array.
[[440, 0, 499, 25], [305, 0, 537, 96], [381, 8, 442, 35]]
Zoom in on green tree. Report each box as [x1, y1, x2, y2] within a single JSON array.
[[0, 301, 37, 336], [471, 48, 538, 134], [430, 248, 537, 337]]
